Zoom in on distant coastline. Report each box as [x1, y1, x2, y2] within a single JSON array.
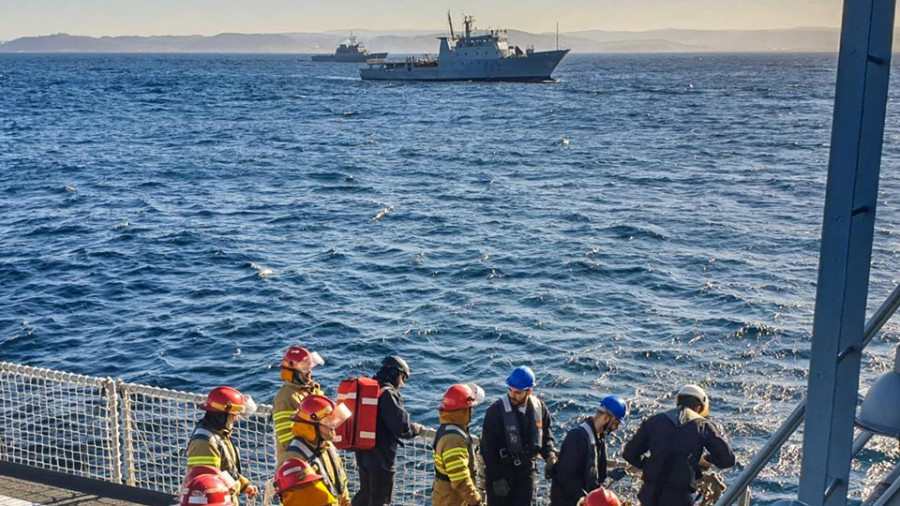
[[0, 27, 888, 54]]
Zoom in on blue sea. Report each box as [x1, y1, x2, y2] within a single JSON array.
[[2, 53, 900, 502]]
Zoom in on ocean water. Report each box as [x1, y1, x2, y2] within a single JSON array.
[[2, 53, 900, 502]]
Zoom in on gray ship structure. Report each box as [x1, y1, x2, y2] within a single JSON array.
[[312, 35, 387, 63], [360, 15, 569, 82]]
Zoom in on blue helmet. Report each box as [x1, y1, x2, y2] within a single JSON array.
[[600, 395, 628, 421], [506, 366, 536, 390]]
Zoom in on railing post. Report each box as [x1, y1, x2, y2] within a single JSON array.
[[799, 0, 896, 503], [119, 381, 137, 486], [104, 377, 123, 484]]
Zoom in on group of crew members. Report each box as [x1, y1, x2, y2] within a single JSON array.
[[175, 346, 736, 506]]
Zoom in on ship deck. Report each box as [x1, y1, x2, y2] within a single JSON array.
[[0, 461, 171, 506]]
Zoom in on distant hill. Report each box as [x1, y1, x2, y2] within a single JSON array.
[[0, 27, 891, 54]]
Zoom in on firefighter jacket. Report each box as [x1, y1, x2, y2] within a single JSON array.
[[549, 417, 607, 506], [280, 480, 340, 506], [432, 409, 482, 506], [273, 379, 324, 465], [480, 394, 556, 480], [622, 407, 735, 506], [283, 436, 351, 506], [186, 421, 252, 502]]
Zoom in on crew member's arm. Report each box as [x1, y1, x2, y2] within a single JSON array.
[[622, 419, 650, 469], [702, 422, 736, 469], [554, 429, 588, 501], [540, 401, 558, 462], [441, 434, 482, 505], [186, 438, 221, 470], [379, 388, 420, 440], [272, 388, 296, 457], [479, 404, 503, 477]]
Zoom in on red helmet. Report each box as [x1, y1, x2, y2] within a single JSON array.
[[281, 346, 324, 373], [179, 473, 235, 506], [291, 394, 352, 429], [199, 386, 257, 416], [581, 488, 621, 506], [439, 383, 485, 411], [274, 457, 324, 492], [182, 466, 236, 492]]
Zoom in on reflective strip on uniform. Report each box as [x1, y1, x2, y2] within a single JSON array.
[[278, 432, 294, 443], [274, 421, 293, 432], [188, 497, 210, 504], [359, 431, 376, 439], [187, 456, 221, 466], [442, 448, 468, 459], [273, 410, 294, 421], [361, 397, 378, 405]]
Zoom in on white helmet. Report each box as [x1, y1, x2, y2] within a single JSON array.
[[677, 384, 710, 417]]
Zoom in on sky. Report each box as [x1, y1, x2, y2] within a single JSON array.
[[0, 0, 847, 40]]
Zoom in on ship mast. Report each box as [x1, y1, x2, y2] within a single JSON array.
[[447, 11, 455, 39]]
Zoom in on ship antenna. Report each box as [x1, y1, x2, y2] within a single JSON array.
[[556, 23, 559, 50], [447, 10, 455, 39]]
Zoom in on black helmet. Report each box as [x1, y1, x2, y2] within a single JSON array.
[[381, 356, 411, 379]]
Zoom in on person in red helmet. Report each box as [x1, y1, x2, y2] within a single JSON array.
[[577, 487, 621, 506], [179, 471, 237, 506], [283, 394, 352, 506], [274, 457, 338, 506], [185, 386, 259, 504], [432, 383, 486, 506], [273, 346, 325, 465]]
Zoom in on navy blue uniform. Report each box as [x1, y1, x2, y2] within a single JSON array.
[[480, 395, 556, 506], [353, 382, 419, 506], [622, 408, 735, 506], [549, 418, 607, 506]]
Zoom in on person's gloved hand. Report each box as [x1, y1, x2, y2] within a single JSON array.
[[412, 422, 425, 435], [244, 484, 259, 497], [607, 467, 627, 482], [544, 456, 558, 480], [492, 479, 510, 497]]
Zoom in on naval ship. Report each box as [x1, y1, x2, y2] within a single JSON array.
[[360, 15, 569, 82], [312, 35, 388, 63]]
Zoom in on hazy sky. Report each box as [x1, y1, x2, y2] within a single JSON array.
[[1, 0, 846, 40]]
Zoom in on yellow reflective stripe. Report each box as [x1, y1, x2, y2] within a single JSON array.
[[188, 456, 221, 466], [444, 460, 467, 471], [273, 411, 294, 421], [278, 432, 294, 443], [274, 421, 293, 432], [441, 448, 469, 459], [448, 469, 471, 482]]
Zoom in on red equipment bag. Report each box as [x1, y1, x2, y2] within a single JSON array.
[[334, 377, 381, 450]]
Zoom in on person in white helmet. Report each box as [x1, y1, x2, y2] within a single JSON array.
[[622, 385, 735, 506]]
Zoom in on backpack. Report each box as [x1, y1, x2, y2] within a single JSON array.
[[334, 377, 381, 450]]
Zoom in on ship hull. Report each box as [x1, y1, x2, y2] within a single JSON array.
[[360, 49, 569, 81], [312, 52, 388, 62]]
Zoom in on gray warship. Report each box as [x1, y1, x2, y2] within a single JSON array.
[[312, 35, 387, 62], [360, 15, 569, 82]]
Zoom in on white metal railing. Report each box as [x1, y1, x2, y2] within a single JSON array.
[[0, 362, 440, 504]]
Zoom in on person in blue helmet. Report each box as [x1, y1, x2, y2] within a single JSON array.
[[549, 395, 629, 506], [480, 366, 557, 506]]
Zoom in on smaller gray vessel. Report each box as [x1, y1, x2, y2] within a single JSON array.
[[360, 14, 569, 82], [312, 35, 388, 62]]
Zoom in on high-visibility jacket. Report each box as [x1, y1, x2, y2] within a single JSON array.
[[186, 422, 251, 502], [283, 437, 351, 506], [280, 480, 339, 506], [273, 380, 323, 465], [432, 423, 481, 506]]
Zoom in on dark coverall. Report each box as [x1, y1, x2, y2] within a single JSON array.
[[480, 395, 557, 506], [353, 382, 419, 506], [622, 408, 735, 506], [549, 418, 607, 506]]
